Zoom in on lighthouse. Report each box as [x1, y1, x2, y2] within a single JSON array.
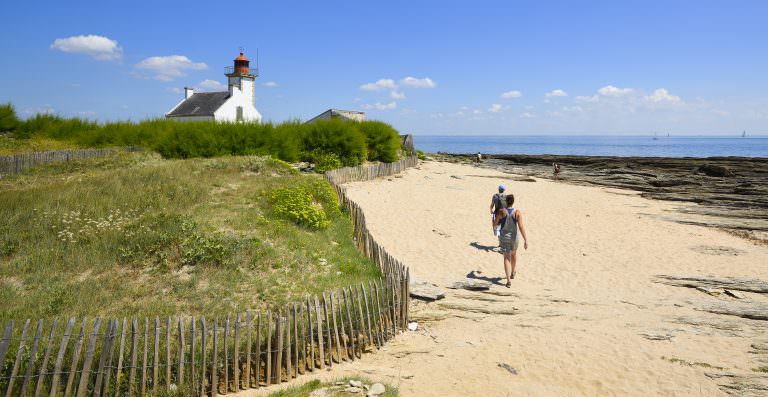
[[165, 51, 262, 123]]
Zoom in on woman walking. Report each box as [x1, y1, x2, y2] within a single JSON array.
[[493, 194, 529, 287]]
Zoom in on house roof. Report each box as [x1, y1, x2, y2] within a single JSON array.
[[166, 92, 229, 117]]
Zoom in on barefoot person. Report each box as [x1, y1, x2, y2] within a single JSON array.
[[493, 194, 529, 287]]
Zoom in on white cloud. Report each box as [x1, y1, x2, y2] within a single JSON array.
[[198, 79, 226, 91], [562, 106, 583, 113], [50, 35, 123, 62], [360, 79, 396, 91], [500, 90, 522, 99], [520, 112, 536, 118], [644, 88, 682, 104], [390, 90, 406, 100], [598, 85, 634, 97], [263, 81, 278, 88], [473, 109, 483, 115], [575, 95, 599, 103], [362, 101, 397, 110], [545, 89, 568, 98], [167, 87, 182, 94], [488, 104, 503, 113], [134, 55, 207, 81], [399, 77, 436, 88]]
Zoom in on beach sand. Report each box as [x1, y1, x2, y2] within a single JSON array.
[[243, 160, 768, 396]]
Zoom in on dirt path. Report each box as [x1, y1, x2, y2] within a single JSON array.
[[243, 160, 768, 397]]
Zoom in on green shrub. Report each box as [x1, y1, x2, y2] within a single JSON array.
[[310, 151, 342, 173], [417, 150, 426, 160], [0, 103, 19, 133], [269, 178, 340, 229], [301, 119, 367, 166], [356, 120, 400, 162]]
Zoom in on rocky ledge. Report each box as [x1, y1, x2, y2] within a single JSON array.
[[433, 153, 768, 244]]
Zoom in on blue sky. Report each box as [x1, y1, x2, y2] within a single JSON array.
[[1, 0, 766, 135]]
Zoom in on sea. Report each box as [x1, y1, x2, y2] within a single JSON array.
[[413, 135, 768, 158]]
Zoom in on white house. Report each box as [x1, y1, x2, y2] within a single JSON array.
[[166, 52, 262, 123]]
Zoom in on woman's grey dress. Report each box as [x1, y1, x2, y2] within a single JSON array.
[[498, 208, 519, 253]]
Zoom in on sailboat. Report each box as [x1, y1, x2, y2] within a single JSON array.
[[742, 130, 747, 138], [652, 132, 659, 140]]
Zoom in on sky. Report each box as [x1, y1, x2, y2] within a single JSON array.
[[1, 0, 767, 135]]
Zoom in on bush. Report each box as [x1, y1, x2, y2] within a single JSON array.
[[309, 151, 342, 173], [0, 103, 19, 133], [355, 121, 400, 163], [269, 178, 340, 229], [417, 150, 426, 160], [8, 104, 405, 171]]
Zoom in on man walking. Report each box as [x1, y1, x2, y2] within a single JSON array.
[[489, 184, 507, 236]]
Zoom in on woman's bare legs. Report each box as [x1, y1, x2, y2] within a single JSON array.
[[503, 252, 513, 286], [510, 250, 518, 279]]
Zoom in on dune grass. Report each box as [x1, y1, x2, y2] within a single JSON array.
[[0, 136, 83, 155], [0, 151, 380, 320], [265, 378, 398, 397]]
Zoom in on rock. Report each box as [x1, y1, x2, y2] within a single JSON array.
[[696, 286, 724, 296], [448, 279, 492, 291], [725, 289, 747, 299], [639, 332, 674, 341], [410, 281, 446, 301], [653, 275, 768, 294], [349, 380, 363, 388], [698, 164, 734, 177], [407, 322, 418, 331], [498, 362, 518, 374], [450, 175, 464, 179], [696, 301, 768, 321], [368, 383, 386, 396], [649, 179, 700, 187], [437, 301, 518, 315], [345, 386, 363, 393], [751, 342, 768, 352]]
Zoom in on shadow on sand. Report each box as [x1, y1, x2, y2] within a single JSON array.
[[470, 241, 499, 253], [466, 270, 504, 286]]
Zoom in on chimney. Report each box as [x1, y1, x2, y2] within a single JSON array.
[[184, 87, 194, 99]]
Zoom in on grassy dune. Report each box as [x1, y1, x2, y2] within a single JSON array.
[[0, 151, 379, 320]]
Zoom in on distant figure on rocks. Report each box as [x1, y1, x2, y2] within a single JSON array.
[[490, 185, 507, 236], [553, 162, 561, 180], [493, 193, 529, 287], [475, 152, 483, 163]]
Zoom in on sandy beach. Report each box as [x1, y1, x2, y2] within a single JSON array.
[[244, 160, 768, 397]]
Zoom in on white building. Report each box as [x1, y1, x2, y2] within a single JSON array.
[[166, 52, 262, 123]]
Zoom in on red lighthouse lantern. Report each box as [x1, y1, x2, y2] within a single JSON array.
[[234, 52, 250, 75]]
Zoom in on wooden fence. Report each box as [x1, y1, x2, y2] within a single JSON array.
[[0, 147, 143, 175], [0, 156, 418, 396]]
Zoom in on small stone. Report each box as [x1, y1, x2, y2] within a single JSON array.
[[335, 382, 346, 386], [582, 253, 587, 256], [724, 289, 746, 299], [345, 386, 363, 394], [410, 281, 446, 301], [368, 383, 386, 396], [349, 380, 363, 388]]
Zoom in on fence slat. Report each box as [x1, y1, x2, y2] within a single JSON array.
[[112, 318, 126, 397], [75, 318, 101, 397], [165, 317, 171, 389], [0, 321, 13, 371], [92, 319, 113, 397], [127, 318, 138, 397], [5, 319, 31, 397], [63, 319, 87, 397], [245, 311, 252, 388], [190, 317, 196, 392], [305, 297, 314, 372], [275, 315, 283, 383], [292, 304, 299, 378], [322, 294, 332, 367], [361, 283, 375, 349], [342, 289, 356, 361], [255, 313, 261, 387], [178, 317, 185, 388], [211, 318, 218, 397], [298, 305, 306, 374], [337, 293, 349, 361], [233, 313, 240, 392], [141, 318, 148, 397], [200, 317, 207, 397], [285, 309, 292, 379], [18, 319, 44, 397], [99, 320, 119, 397], [265, 311, 272, 386], [35, 319, 59, 397], [223, 316, 229, 392], [314, 296, 324, 370], [153, 317, 160, 394]]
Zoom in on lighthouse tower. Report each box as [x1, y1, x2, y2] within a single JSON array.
[[226, 52, 256, 108]]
